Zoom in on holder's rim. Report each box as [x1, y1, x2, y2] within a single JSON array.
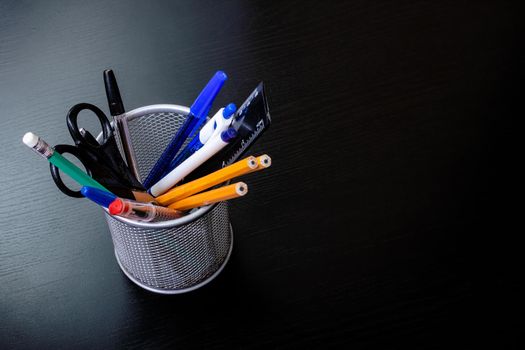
[[103, 203, 217, 228], [123, 104, 190, 122]]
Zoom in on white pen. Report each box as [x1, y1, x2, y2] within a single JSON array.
[[200, 103, 236, 144], [205, 103, 237, 142], [149, 128, 238, 197], [167, 103, 237, 171]]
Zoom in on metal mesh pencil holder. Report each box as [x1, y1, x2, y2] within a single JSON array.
[[103, 104, 233, 294]]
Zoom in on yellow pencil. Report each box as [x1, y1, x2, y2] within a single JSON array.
[[156, 155, 271, 205], [257, 154, 272, 168], [168, 182, 248, 211]]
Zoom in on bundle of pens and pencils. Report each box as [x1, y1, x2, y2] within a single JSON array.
[[22, 70, 272, 223]]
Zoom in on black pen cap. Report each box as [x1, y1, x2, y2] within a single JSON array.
[[103, 69, 125, 116]]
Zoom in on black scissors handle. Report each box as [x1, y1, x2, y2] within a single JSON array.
[[66, 103, 113, 148], [56, 102, 145, 197], [49, 144, 93, 198]]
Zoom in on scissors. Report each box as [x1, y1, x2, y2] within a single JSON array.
[[49, 103, 145, 199]]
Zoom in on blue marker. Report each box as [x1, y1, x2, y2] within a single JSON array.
[[81, 186, 117, 208], [166, 103, 237, 172], [142, 71, 228, 188]]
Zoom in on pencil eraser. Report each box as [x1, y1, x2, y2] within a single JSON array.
[[23, 132, 39, 147]]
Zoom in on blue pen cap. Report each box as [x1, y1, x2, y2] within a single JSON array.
[[220, 127, 238, 143], [190, 71, 228, 119], [222, 103, 237, 119], [81, 186, 117, 208]]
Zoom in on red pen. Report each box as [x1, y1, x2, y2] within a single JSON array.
[[109, 198, 183, 222]]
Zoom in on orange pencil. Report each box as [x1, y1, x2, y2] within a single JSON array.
[[168, 182, 248, 211], [156, 155, 270, 206]]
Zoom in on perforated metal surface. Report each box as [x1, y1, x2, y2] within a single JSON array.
[[105, 202, 231, 291], [127, 111, 186, 181], [104, 105, 232, 293]]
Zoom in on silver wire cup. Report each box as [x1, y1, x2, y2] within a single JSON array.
[[102, 105, 233, 294]]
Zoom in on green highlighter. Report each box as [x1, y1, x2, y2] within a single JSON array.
[[23, 132, 110, 193]]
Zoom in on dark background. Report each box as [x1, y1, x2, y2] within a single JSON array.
[[0, 0, 521, 348]]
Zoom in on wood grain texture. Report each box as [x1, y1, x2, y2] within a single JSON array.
[[0, 0, 521, 348]]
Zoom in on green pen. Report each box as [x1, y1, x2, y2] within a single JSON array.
[[22, 132, 110, 193]]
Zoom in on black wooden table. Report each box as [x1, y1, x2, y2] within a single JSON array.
[[0, 1, 520, 348]]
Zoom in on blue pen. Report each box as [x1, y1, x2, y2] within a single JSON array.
[[81, 186, 117, 208], [167, 103, 237, 172], [142, 71, 228, 188]]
